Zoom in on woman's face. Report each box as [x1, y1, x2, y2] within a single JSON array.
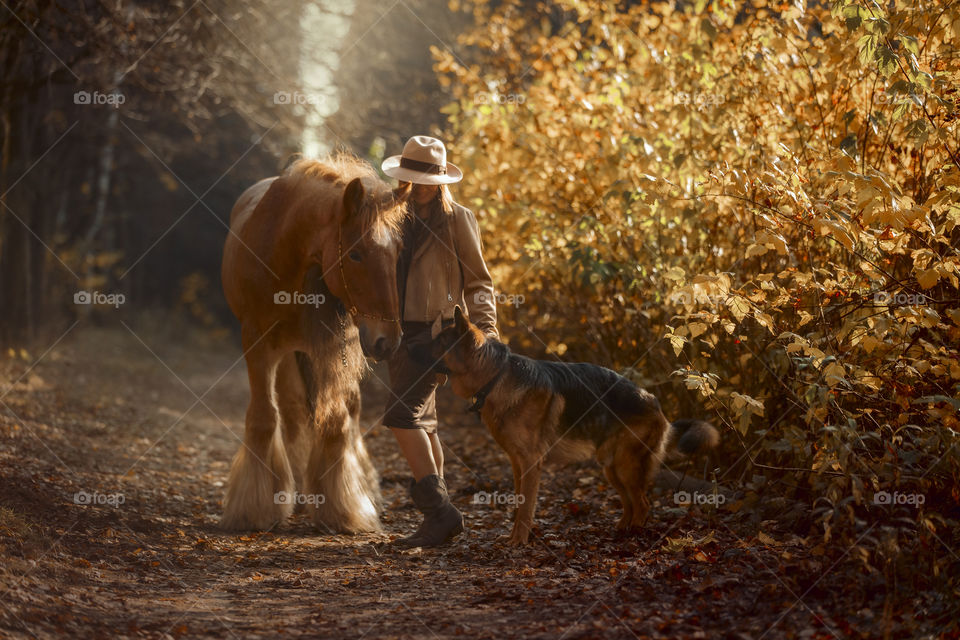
[[411, 183, 440, 205]]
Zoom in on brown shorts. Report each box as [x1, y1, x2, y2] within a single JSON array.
[[381, 322, 441, 433]]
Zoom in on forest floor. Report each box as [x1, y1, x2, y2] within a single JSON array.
[[0, 320, 953, 639]]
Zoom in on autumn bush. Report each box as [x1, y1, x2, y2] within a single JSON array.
[[435, 0, 960, 581]]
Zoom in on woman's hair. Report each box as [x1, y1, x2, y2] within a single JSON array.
[[438, 184, 454, 214], [399, 182, 455, 215]]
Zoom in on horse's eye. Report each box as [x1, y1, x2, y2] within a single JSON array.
[[348, 250, 362, 263]]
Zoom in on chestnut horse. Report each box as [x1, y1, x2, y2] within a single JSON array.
[[221, 154, 409, 533]]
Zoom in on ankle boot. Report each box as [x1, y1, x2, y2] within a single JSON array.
[[396, 474, 464, 547]]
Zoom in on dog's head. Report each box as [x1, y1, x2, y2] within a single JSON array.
[[429, 306, 487, 377]]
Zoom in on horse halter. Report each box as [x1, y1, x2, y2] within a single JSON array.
[[337, 222, 401, 325]]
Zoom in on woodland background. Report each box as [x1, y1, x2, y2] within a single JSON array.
[[1, 0, 959, 636]]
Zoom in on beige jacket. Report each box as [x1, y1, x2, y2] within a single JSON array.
[[403, 202, 498, 338]]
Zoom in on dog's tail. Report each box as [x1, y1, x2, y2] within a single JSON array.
[[665, 418, 720, 457]]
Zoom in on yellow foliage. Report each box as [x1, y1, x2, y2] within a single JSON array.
[[438, 0, 960, 558]]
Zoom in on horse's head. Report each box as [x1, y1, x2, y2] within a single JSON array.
[[328, 177, 410, 361]]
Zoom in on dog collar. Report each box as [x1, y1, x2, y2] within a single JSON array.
[[467, 369, 504, 415]]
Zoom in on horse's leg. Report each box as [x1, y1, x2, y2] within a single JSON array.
[[304, 375, 381, 534], [275, 352, 311, 503], [221, 329, 294, 530], [346, 382, 383, 513]]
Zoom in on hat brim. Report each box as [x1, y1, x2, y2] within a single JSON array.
[[381, 155, 462, 185]]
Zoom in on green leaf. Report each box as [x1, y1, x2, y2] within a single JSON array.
[[876, 45, 898, 77], [901, 35, 920, 56], [905, 118, 928, 141], [892, 101, 910, 121], [857, 34, 876, 65], [841, 4, 861, 18], [864, 16, 890, 35]]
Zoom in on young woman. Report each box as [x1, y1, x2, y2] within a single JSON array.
[[380, 135, 498, 547]]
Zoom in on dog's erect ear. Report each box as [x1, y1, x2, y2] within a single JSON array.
[[454, 305, 469, 334]]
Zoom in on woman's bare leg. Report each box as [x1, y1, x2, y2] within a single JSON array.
[[390, 427, 438, 480], [428, 431, 444, 478]]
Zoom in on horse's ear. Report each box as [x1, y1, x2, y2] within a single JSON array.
[[454, 305, 469, 333], [343, 178, 365, 217], [393, 182, 411, 204]]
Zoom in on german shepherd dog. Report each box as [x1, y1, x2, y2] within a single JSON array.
[[429, 307, 719, 545]]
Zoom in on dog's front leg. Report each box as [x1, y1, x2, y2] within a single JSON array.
[[507, 455, 542, 545], [501, 456, 524, 543], [507, 457, 521, 501]]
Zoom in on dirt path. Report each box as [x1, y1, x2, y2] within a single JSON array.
[[0, 321, 948, 639]]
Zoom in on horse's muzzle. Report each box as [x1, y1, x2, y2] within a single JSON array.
[[358, 323, 401, 362]]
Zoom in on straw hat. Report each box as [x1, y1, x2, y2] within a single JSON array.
[[381, 135, 462, 185]]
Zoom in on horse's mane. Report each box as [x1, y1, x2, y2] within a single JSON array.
[[285, 153, 406, 235], [286, 152, 374, 183]]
